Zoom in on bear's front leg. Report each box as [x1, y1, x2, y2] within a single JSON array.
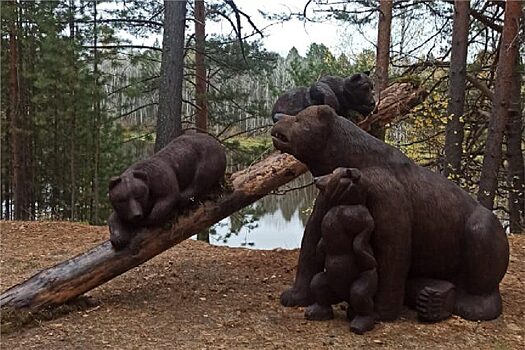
[[372, 206, 412, 321], [280, 198, 325, 307], [143, 196, 178, 227]]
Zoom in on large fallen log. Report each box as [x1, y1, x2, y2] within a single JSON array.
[[0, 81, 427, 312], [359, 81, 428, 131]]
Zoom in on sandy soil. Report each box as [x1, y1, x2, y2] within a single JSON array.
[[1, 220, 524, 349]]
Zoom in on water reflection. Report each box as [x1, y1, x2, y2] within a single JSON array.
[[211, 173, 318, 250]]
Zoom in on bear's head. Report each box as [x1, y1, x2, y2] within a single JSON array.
[[109, 170, 150, 224], [271, 87, 312, 123], [271, 105, 336, 164], [343, 72, 376, 116], [314, 167, 365, 206]]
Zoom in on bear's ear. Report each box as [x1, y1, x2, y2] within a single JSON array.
[[109, 176, 121, 190], [133, 170, 149, 183], [316, 105, 337, 123], [346, 168, 361, 182], [313, 174, 331, 192], [348, 73, 361, 83], [363, 70, 370, 76]]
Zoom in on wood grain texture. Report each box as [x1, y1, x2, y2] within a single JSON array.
[[1, 81, 424, 311]]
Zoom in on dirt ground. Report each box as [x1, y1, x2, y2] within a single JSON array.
[[0, 221, 524, 349]]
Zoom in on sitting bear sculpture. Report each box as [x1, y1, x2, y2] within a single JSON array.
[[108, 133, 226, 250], [271, 105, 509, 323], [305, 168, 378, 335]]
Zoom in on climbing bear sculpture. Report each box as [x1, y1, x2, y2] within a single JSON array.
[[108, 133, 226, 250], [271, 105, 509, 323], [305, 167, 378, 334], [271, 72, 375, 125]]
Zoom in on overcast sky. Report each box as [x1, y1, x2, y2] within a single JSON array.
[[208, 0, 375, 57], [122, 0, 376, 58]]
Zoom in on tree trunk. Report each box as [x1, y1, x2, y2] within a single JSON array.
[[69, 0, 77, 219], [195, 0, 208, 133], [155, 0, 187, 151], [89, 1, 101, 224], [9, 0, 31, 220], [444, 0, 470, 179], [0, 83, 425, 311], [505, 62, 524, 233], [478, 0, 522, 209], [372, 0, 393, 140]]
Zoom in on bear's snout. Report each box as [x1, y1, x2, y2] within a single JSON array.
[[127, 199, 144, 223], [273, 113, 287, 123]]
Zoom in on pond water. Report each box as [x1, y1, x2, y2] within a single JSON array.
[[200, 174, 318, 250]]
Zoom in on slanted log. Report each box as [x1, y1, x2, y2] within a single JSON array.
[[0, 153, 307, 310], [0, 81, 426, 311], [359, 81, 427, 131]]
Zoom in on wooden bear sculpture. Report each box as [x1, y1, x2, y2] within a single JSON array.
[[271, 72, 375, 124], [108, 133, 226, 250], [304, 168, 378, 335], [271, 105, 509, 323]]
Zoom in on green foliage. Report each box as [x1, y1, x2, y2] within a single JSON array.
[[1, 0, 135, 223], [223, 136, 273, 167], [288, 43, 374, 86]]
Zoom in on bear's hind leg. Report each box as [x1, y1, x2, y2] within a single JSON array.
[[305, 272, 339, 321], [454, 287, 503, 321], [455, 205, 509, 321]]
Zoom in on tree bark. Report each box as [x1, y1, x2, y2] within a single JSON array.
[[505, 62, 524, 233], [372, 0, 393, 140], [155, 0, 187, 151], [358, 81, 427, 132], [69, 0, 77, 219], [444, 0, 470, 179], [195, 0, 208, 133], [0, 82, 425, 311], [91, 0, 101, 224], [478, 0, 522, 209], [9, 0, 31, 220]]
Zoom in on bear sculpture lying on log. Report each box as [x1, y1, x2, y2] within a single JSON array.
[[304, 167, 378, 334], [108, 133, 227, 251], [271, 105, 509, 323]]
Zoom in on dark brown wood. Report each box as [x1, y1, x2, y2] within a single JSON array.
[[358, 81, 427, 131], [0, 153, 307, 310], [0, 82, 426, 311]]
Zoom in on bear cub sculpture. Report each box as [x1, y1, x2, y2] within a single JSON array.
[[305, 167, 378, 335], [108, 133, 226, 250], [271, 72, 375, 125], [271, 105, 509, 324]]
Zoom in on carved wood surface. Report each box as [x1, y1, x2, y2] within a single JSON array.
[[1, 81, 425, 311], [0, 153, 307, 310]]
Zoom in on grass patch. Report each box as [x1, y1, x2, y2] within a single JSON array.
[[223, 135, 273, 166]]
